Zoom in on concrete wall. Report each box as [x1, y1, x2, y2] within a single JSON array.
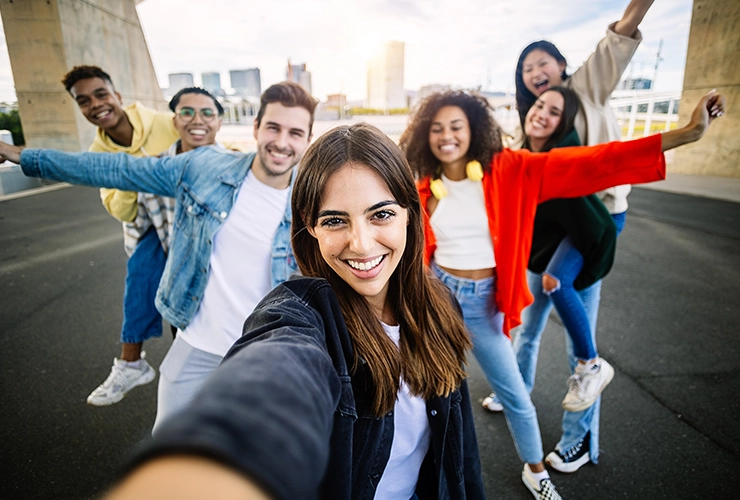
[[0, 0, 165, 152], [673, 0, 739, 177]]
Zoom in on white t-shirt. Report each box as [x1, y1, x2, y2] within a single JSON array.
[[374, 322, 432, 499], [430, 174, 495, 270], [179, 169, 290, 356]]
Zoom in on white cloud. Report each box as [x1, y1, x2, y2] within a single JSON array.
[[0, 0, 693, 103]]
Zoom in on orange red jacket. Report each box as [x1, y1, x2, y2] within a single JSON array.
[[419, 134, 665, 336]]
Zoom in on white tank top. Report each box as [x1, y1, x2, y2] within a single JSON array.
[[429, 174, 495, 270]]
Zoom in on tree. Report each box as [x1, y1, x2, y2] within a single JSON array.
[[0, 110, 25, 146]]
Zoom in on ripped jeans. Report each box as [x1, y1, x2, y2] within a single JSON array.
[[541, 211, 627, 361]]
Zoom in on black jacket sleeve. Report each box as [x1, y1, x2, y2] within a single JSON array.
[[123, 282, 342, 500]]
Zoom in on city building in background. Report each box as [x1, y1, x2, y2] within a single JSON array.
[[287, 60, 312, 94], [202, 72, 223, 95], [367, 41, 405, 110], [617, 77, 653, 90], [230, 68, 261, 98], [168, 72, 194, 92]]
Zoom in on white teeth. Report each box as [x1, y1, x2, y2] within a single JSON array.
[[190, 129, 206, 137], [440, 144, 456, 152], [95, 111, 110, 119], [347, 255, 383, 271], [271, 151, 289, 159]]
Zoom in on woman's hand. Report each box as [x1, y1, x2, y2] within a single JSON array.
[[661, 91, 726, 152]]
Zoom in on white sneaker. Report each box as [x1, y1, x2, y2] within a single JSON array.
[[522, 463, 562, 500], [482, 392, 504, 412], [87, 353, 156, 406], [561, 357, 614, 412]]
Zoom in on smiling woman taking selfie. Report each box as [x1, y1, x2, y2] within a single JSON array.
[[105, 122, 485, 500]]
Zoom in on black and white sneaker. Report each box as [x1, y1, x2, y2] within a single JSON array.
[[546, 431, 591, 473], [522, 464, 563, 500]]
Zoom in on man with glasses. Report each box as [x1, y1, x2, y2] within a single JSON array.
[[1, 81, 317, 429], [61, 66, 180, 406]]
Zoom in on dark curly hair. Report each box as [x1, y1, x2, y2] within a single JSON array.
[[61, 65, 115, 94], [399, 90, 503, 179]]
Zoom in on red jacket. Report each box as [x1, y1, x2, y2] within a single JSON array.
[[419, 134, 665, 335]]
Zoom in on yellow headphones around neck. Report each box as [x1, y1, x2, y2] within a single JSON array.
[[430, 160, 484, 200]]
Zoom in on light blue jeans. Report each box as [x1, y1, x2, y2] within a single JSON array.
[[514, 271, 603, 462], [513, 211, 626, 462], [432, 262, 544, 464]]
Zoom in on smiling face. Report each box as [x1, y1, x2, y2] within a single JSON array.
[[252, 102, 312, 189], [428, 105, 471, 171], [69, 77, 127, 132], [308, 164, 408, 319], [173, 92, 222, 152], [524, 90, 565, 151], [521, 49, 566, 97]]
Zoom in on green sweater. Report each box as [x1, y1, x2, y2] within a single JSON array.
[[527, 129, 617, 290]]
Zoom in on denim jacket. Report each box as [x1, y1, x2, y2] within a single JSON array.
[[19, 147, 298, 328], [129, 277, 485, 500]]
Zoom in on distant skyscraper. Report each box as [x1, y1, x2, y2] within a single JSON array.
[[287, 61, 312, 94], [201, 72, 222, 93], [230, 68, 261, 98], [367, 41, 405, 110], [168, 73, 194, 91]]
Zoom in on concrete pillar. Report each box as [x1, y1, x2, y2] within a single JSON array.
[[673, 0, 739, 177], [0, 0, 165, 151]]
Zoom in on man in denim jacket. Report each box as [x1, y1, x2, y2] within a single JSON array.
[[1, 82, 317, 430]]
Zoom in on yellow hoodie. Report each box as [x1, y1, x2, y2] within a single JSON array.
[[89, 102, 180, 222]]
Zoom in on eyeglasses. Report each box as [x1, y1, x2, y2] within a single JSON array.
[[176, 107, 218, 122]]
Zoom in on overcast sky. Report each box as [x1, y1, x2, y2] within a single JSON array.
[[0, 0, 693, 103]]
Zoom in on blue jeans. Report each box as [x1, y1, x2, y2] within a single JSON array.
[[543, 236, 598, 361], [513, 211, 626, 462], [432, 262, 544, 464], [120, 226, 166, 344], [515, 271, 603, 462]]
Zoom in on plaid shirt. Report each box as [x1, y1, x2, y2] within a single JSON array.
[[121, 141, 181, 256]]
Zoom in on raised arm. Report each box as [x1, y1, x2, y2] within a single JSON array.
[[614, 0, 655, 38], [661, 91, 725, 151]]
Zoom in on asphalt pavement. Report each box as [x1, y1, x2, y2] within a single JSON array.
[[1, 184, 738, 499]]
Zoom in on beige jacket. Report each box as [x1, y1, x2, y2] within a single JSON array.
[[565, 23, 642, 213]]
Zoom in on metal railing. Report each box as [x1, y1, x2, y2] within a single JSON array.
[[610, 90, 682, 139]]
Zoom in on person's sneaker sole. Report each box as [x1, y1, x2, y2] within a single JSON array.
[[86, 366, 156, 406], [546, 449, 591, 474], [562, 360, 615, 412], [482, 393, 503, 412]]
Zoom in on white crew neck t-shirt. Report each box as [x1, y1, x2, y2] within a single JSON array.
[[374, 322, 432, 499], [179, 169, 290, 356]]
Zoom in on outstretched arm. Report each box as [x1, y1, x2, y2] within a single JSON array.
[[661, 91, 725, 152], [614, 0, 655, 37]]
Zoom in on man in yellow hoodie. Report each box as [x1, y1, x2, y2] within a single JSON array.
[[62, 66, 180, 406]]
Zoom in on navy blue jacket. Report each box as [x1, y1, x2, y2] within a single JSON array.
[[130, 276, 485, 499]]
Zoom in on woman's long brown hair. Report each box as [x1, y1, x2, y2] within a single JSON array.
[[291, 123, 471, 416]]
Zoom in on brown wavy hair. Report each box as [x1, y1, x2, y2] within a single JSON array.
[[292, 122, 471, 416], [399, 90, 503, 179]]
